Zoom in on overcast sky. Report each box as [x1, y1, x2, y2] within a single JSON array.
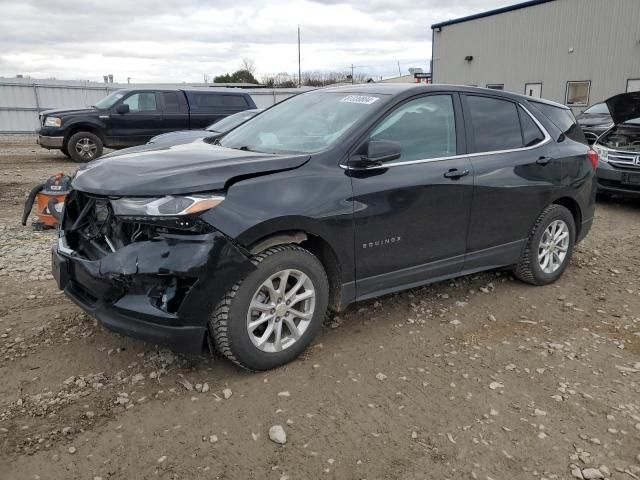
[[0, 0, 513, 83]]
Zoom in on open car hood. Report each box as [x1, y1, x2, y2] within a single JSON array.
[[72, 140, 310, 196], [606, 92, 640, 125]]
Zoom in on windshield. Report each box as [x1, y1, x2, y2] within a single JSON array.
[[219, 91, 388, 154], [207, 110, 260, 133], [583, 103, 609, 115], [93, 91, 126, 109]]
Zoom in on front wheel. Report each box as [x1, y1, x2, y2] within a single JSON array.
[[513, 204, 576, 286], [67, 131, 103, 162], [210, 245, 329, 371], [60, 145, 71, 158]]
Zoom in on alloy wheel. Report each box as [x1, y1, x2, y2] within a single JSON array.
[[246, 269, 316, 353], [537, 219, 570, 274], [74, 137, 98, 160]]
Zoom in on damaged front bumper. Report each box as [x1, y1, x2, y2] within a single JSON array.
[[52, 230, 255, 354]]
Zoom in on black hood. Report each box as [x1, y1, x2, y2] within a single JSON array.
[[606, 92, 640, 125], [72, 140, 310, 196], [40, 107, 100, 117]]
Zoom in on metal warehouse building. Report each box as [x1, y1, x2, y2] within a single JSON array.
[[431, 0, 640, 112]]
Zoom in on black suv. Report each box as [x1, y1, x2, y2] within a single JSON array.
[[52, 85, 597, 371]]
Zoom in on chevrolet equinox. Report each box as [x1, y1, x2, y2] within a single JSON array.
[[52, 85, 597, 370]]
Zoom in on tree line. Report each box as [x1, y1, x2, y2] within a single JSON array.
[[212, 59, 372, 87]]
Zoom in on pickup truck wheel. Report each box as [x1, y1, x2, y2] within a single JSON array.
[[513, 204, 575, 286], [67, 132, 103, 162], [209, 245, 329, 371], [60, 145, 71, 158]]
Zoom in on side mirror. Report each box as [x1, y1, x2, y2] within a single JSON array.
[[116, 104, 130, 114], [349, 139, 401, 169]]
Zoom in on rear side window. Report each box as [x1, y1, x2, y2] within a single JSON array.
[[162, 92, 182, 112], [465, 95, 522, 152], [518, 106, 545, 146], [531, 101, 587, 144], [193, 94, 249, 109]]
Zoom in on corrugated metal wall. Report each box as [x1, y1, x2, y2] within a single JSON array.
[[0, 81, 117, 132], [0, 79, 307, 133], [432, 0, 640, 111]]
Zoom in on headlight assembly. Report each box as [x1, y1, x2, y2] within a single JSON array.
[[593, 145, 608, 162], [110, 194, 224, 217], [44, 117, 62, 127]]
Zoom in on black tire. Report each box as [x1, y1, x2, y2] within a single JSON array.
[[60, 145, 71, 158], [513, 204, 576, 286], [210, 245, 329, 371], [67, 131, 103, 163]]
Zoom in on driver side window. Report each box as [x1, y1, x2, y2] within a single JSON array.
[[370, 95, 457, 162], [122, 92, 157, 113]]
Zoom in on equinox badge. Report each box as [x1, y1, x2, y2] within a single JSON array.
[[362, 236, 401, 249]]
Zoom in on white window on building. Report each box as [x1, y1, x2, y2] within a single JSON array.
[[627, 79, 640, 93], [565, 81, 591, 106], [524, 83, 542, 98]]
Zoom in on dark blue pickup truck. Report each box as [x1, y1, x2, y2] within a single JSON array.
[[37, 89, 257, 162]]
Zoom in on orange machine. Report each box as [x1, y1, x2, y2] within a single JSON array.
[[22, 173, 72, 229]]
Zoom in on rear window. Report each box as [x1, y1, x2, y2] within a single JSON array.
[[192, 94, 249, 109], [531, 101, 587, 144], [466, 95, 522, 152]]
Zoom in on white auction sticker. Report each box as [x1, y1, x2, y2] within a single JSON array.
[[340, 95, 380, 105]]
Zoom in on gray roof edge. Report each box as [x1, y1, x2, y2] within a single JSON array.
[[431, 0, 557, 29]]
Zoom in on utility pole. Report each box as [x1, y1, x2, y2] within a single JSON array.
[[397, 61, 402, 77], [351, 64, 354, 84], [298, 25, 302, 87]]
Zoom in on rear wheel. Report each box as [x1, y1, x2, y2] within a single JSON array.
[[513, 204, 576, 285], [60, 145, 71, 158], [210, 245, 329, 371], [67, 131, 103, 162]]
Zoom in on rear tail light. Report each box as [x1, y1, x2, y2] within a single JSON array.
[[587, 149, 598, 169]]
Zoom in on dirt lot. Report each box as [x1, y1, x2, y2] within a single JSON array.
[[0, 134, 639, 480]]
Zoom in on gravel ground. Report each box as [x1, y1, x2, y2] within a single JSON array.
[[1, 134, 639, 480]]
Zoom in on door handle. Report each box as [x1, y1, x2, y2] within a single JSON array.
[[443, 168, 470, 179], [536, 156, 553, 165]]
